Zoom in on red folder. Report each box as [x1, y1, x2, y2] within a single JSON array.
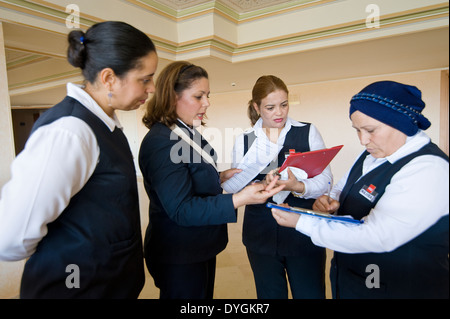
[[278, 145, 343, 177]]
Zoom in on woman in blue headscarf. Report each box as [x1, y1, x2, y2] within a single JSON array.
[[271, 81, 449, 299]]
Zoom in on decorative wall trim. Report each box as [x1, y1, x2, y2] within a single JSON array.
[[125, 0, 338, 23], [1, 1, 448, 61]]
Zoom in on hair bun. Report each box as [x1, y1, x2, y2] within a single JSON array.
[[67, 30, 87, 69], [65, 21, 156, 83]]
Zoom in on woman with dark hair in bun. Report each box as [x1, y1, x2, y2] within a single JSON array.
[[0, 21, 158, 298]]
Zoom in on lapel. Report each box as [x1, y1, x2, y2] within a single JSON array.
[[170, 123, 218, 171]]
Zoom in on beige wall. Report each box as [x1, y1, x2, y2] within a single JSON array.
[[133, 69, 444, 182]]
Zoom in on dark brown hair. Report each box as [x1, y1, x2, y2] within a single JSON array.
[[67, 21, 156, 83], [142, 61, 208, 129], [247, 75, 289, 125]]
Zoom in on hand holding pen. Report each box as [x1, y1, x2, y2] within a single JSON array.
[[312, 182, 340, 213]]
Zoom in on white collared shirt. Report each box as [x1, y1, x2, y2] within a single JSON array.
[[296, 130, 449, 253], [177, 119, 196, 135], [231, 117, 333, 199], [66, 82, 122, 131], [0, 83, 121, 261]]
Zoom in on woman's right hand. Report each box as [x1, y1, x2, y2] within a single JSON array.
[[312, 195, 340, 214], [232, 176, 285, 209]]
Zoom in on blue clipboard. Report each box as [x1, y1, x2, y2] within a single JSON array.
[[266, 202, 364, 225]]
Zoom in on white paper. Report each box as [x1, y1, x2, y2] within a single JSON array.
[[222, 136, 282, 193]]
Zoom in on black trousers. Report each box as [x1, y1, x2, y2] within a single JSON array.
[[247, 248, 326, 299], [147, 257, 216, 299]]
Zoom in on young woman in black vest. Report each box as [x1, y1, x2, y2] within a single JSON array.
[[229, 75, 333, 299], [138, 62, 284, 299], [0, 21, 158, 298], [272, 81, 449, 299]]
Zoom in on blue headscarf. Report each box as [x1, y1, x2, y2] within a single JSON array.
[[349, 81, 431, 136]]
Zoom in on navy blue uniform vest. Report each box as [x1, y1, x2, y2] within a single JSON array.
[[20, 96, 144, 298], [332, 142, 449, 298], [243, 124, 324, 257]]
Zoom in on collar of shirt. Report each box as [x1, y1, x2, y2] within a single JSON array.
[[177, 119, 195, 135], [253, 117, 306, 146], [66, 82, 122, 132], [362, 130, 431, 174]]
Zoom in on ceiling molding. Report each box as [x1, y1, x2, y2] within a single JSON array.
[[144, 3, 450, 62], [0, 0, 101, 28], [1, 0, 448, 62], [125, 0, 338, 23], [3, 43, 66, 59], [8, 69, 81, 91], [2, 0, 448, 102], [6, 53, 50, 70]]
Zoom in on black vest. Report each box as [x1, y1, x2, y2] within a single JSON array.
[[20, 96, 144, 298], [332, 142, 449, 298], [243, 124, 324, 256]]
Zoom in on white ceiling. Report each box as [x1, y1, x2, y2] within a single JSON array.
[[1, 0, 448, 107]]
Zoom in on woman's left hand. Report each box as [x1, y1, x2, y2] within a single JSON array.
[[271, 206, 301, 228]]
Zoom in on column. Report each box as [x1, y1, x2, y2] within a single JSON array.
[[0, 21, 24, 299]]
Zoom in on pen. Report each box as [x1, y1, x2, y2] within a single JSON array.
[[327, 181, 332, 203]]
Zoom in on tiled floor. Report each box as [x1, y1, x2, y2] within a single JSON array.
[[138, 207, 332, 299]]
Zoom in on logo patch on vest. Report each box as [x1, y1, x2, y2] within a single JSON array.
[[359, 184, 378, 202]]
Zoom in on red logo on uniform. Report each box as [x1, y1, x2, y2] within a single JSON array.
[[366, 184, 376, 193]]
